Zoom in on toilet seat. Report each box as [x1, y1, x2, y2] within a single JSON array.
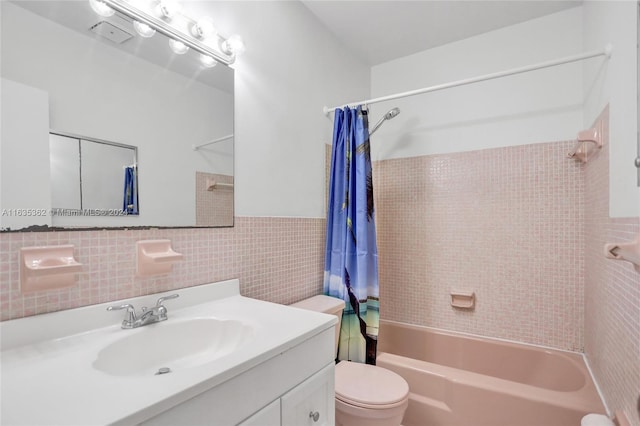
[[335, 361, 409, 410]]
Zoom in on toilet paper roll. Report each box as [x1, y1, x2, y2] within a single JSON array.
[[581, 413, 615, 426]]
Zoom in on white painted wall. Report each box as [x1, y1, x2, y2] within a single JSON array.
[[186, 1, 370, 218], [0, 79, 51, 230], [1, 2, 233, 227], [369, 7, 584, 161], [583, 0, 639, 218]]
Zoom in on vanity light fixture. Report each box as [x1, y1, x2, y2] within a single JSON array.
[[169, 38, 189, 55], [94, 0, 244, 65], [199, 54, 217, 68], [191, 18, 216, 39], [156, 0, 181, 20], [133, 21, 156, 38], [90, 0, 115, 17], [220, 34, 245, 56]]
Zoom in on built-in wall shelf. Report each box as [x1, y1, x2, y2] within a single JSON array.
[[136, 240, 184, 277], [450, 291, 476, 310], [568, 121, 604, 163], [20, 245, 82, 293], [605, 233, 640, 273]]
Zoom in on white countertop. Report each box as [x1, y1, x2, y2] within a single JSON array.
[[0, 279, 335, 425]]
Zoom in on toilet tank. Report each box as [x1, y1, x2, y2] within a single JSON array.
[[291, 295, 345, 353]]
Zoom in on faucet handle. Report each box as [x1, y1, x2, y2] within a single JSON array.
[[106, 303, 137, 328], [154, 294, 179, 322], [155, 294, 179, 307], [107, 303, 136, 314]]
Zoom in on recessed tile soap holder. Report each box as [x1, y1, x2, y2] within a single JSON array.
[[567, 121, 604, 163], [450, 291, 476, 310], [604, 233, 640, 273], [136, 239, 184, 277], [20, 245, 83, 293]]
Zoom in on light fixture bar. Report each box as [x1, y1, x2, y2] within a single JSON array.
[[101, 0, 235, 65]]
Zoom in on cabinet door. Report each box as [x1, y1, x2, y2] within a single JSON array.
[[281, 363, 335, 426], [238, 399, 280, 426]]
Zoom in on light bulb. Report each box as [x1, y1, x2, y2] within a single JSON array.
[[133, 21, 156, 38], [199, 54, 217, 68], [156, 0, 181, 19], [221, 34, 245, 56], [89, 0, 115, 17], [169, 39, 189, 55], [191, 18, 216, 39]]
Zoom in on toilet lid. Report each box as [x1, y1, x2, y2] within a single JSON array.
[[335, 361, 409, 409]]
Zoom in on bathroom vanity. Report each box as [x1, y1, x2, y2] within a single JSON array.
[[0, 279, 336, 425]]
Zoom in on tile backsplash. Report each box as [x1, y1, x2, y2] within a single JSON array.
[[0, 217, 325, 321]]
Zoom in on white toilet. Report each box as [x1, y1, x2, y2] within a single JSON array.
[[291, 295, 409, 426]]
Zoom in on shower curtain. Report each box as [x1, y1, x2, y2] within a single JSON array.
[[324, 106, 379, 364], [123, 166, 138, 215]]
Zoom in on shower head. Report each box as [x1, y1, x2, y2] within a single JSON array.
[[370, 107, 401, 136], [384, 107, 401, 120]]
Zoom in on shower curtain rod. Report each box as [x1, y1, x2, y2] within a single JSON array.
[[323, 44, 613, 115], [192, 134, 234, 151]]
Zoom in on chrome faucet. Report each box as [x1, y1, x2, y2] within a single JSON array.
[[107, 294, 179, 329]]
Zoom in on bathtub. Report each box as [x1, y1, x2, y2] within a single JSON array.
[[376, 320, 606, 426]]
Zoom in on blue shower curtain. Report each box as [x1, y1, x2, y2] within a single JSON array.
[[123, 166, 138, 215], [324, 106, 379, 364]]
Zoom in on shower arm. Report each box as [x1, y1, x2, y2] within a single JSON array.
[[369, 118, 386, 136]]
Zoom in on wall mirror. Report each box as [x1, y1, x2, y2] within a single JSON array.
[[0, 0, 234, 231]]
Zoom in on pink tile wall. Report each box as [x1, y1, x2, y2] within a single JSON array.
[[0, 217, 325, 321], [583, 107, 640, 424], [374, 141, 586, 351], [195, 172, 234, 227]]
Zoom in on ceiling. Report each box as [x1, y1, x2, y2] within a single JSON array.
[[14, 1, 583, 80], [301, 1, 582, 66]]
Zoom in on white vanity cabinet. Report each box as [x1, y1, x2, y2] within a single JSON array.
[[238, 363, 334, 426], [140, 327, 336, 426], [1, 280, 338, 426]]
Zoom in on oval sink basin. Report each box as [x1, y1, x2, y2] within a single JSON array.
[[93, 318, 255, 377]]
